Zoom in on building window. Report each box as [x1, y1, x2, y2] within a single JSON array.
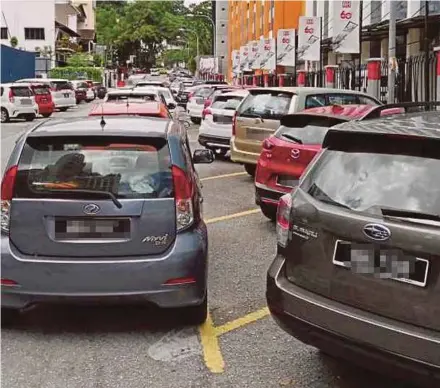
[[24, 28, 45, 40], [1, 27, 8, 40], [323, 0, 329, 38]]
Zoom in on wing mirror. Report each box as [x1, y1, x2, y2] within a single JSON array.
[[193, 149, 214, 164]]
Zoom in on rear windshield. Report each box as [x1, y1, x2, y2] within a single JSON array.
[[195, 87, 214, 98], [15, 136, 173, 200], [75, 82, 89, 89], [211, 96, 243, 110], [300, 137, 440, 216], [32, 86, 50, 95], [159, 90, 172, 99], [11, 87, 33, 97], [52, 81, 73, 91], [237, 91, 294, 120], [106, 94, 157, 102]]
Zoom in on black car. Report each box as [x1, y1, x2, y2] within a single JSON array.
[[93, 82, 107, 99], [267, 108, 440, 387]]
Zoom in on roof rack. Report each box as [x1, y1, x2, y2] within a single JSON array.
[[361, 101, 440, 120]]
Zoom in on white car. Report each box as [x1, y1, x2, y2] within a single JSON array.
[[136, 86, 177, 111], [15, 78, 76, 111], [186, 84, 229, 124], [150, 68, 160, 76], [0, 83, 38, 123], [198, 90, 248, 156], [104, 89, 162, 103]]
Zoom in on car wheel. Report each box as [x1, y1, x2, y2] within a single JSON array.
[[1, 308, 20, 327], [260, 203, 277, 221], [244, 164, 256, 177], [1, 108, 9, 123], [25, 114, 35, 122], [214, 148, 228, 159], [190, 117, 201, 125], [59, 107, 68, 112], [177, 295, 208, 326], [42, 113, 52, 118]]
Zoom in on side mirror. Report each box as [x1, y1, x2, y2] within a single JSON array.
[[193, 149, 214, 164], [167, 103, 176, 109]]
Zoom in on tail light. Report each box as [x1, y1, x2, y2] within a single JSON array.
[[172, 165, 194, 232], [232, 112, 237, 136], [188, 92, 194, 99], [8, 89, 15, 103], [276, 194, 292, 247], [262, 138, 275, 150], [203, 99, 212, 109], [1, 165, 18, 234], [202, 108, 212, 120]]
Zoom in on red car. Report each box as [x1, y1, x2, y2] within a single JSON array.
[[22, 83, 55, 118], [255, 104, 381, 220], [89, 100, 171, 119]]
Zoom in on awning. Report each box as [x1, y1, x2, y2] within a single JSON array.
[[55, 21, 81, 38], [78, 29, 96, 41]]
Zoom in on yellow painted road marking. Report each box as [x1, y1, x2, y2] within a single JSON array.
[[214, 307, 270, 336], [205, 208, 261, 225], [200, 172, 247, 182], [199, 313, 225, 373]]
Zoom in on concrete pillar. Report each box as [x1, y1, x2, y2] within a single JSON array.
[[361, 41, 370, 64], [253, 75, 257, 87], [435, 47, 440, 102], [263, 73, 269, 87], [406, 28, 421, 58], [380, 38, 389, 59], [278, 74, 285, 87], [327, 52, 337, 66], [367, 58, 383, 100], [297, 70, 306, 87], [325, 65, 338, 88]]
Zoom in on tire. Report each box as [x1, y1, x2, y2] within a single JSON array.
[[1, 308, 20, 327], [177, 295, 208, 326], [214, 148, 228, 159], [42, 113, 52, 118], [190, 117, 201, 125], [260, 203, 277, 222], [25, 114, 35, 122], [244, 164, 256, 177], [59, 107, 68, 112], [1, 108, 9, 123]]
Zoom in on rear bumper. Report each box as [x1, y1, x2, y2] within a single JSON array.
[[255, 182, 289, 207], [53, 97, 76, 108], [37, 104, 54, 115], [1, 223, 208, 310], [230, 137, 259, 165], [9, 106, 38, 118], [187, 103, 203, 118], [198, 134, 230, 149], [266, 256, 440, 386]]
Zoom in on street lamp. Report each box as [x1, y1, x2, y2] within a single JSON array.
[[179, 28, 199, 59], [186, 13, 216, 58]]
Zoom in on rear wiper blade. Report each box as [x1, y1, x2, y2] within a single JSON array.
[[365, 205, 440, 222], [243, 112, 264, 122], [43, 188, 122, 209], [281, 133, 303, 144]]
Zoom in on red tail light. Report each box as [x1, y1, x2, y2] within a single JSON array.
[[232, 112, 237, 136], [8, 89, 14, 103], [163, 277, 196, 285], [202, 108, 212, 120], [1, 278, 20, 287], [203, 99, 212, 109], [276, 194, 292, 247], [188, 92, 194, 99], [172, 165, 194, 231], [262, 138, 275, 150], [1, 165, 18, 233]]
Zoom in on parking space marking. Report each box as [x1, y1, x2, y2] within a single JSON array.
[[199, 313, 225, 373], [214, 307, 270, 336], [205, 208, 261, 225], [200, 172, 247, 182]]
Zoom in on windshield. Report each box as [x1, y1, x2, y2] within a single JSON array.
[[211, 96, 243, 110], [52, 81, 73, 91], [238, 92, 294, 120], [159, 90, 172, 99], [16, 137, 173, 200], [300, 147, 440, 215], [106, 94, 157, 102], [32, 86, 51, 95], [195, 87, 214, 98], [11, 87, 33, 97], [275, 124, 332, 145]]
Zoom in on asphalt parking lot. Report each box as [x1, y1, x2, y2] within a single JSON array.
[[1, 104, 414, 388]]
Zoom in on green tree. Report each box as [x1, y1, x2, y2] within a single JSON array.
[[67, 52, 92, 67]]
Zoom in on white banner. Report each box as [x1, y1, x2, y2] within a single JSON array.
[[232, 50, 241, 75], [199, 57, 216, 73], [248, 40, 260, 70], [240, 45, 250, 72], [259, 37, 276, 71], [276, 29, 295, 67], [332, 1, 360, 53], [298, 16, 321, 62]]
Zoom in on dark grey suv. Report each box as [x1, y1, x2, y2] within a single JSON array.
[[267, 110, 440, 386], [1, 116, 214, 325]]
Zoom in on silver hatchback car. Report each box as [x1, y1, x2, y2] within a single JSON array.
[[1, 116, 214, 325]]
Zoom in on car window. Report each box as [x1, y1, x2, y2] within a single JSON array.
[[275, 124, 335, 145], [52, 81, 72, 91], [358, 95, 380, 105], [195, 87, 213, 98], [211, 96, 243, 110], [106, 94, 157, 102], [238, 92, 293, 120], [33, 86, 51, 95], [300, 138, 440, 215], [11, 87, 33, 97], [1, 87, 3, 96], [16, 136, 173, 200]]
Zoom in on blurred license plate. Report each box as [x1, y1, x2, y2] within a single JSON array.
[[196, 98, 204, 104], [277, 175, 298, 188], [246, 128, 268, 141], [21, 99, 32, 105], [332, 240, 429, 287], [55, 218, 130, 239], [64, 93, 70, 98]]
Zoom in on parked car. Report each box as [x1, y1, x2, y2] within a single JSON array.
[[198, 89, 249, 156], [1, 115, 215, 326], [230, 87, 382, 176], [104, 90, 162, 103], [0, 83, 38, 123], [267, 108, 440, 387], [254, 104, 379, 220], [92, 82, 107, 99], [27, 83, 55, 118], [70, 81, 89, 104], [150, 68, 160, 76], [126, 74, 148, 87], [136, 86, 177, 112], [135, 80, 170, 88], [15, 78, 76, 111], [187, 85, 235, 124], [175, 85, 203, 108], [89, 100, 171, 119], [81, 79, 96, 102]]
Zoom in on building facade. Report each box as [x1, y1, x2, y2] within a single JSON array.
[[215, 0, 229, 75]]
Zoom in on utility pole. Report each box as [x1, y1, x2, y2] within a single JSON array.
[[387, 0, 397, 103], [424, 1, 430, 104]]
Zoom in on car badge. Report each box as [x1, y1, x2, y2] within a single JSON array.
[[83, 203, 101, 215], [291, 149, 300, 159], [363, 223, 391, 241]]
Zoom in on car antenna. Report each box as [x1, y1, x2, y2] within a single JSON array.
[[100, 104, 106, 130]]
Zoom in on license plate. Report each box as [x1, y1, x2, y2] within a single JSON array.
[[20, 99, 32, 105], [276, 175, 299, 188], [196, 98, 204, 104], [213, 115, 232, 124], [64, 93, 70, 98], [332, 240, 429, 287], [55, 218, 130, 239], [246, 128, 269, 141]]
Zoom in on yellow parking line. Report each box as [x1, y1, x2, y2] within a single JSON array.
[[205, 208, 261, 225], [199, 313, 225, 373], [200, 172, 247, 182], [214, 307, 270, 336]]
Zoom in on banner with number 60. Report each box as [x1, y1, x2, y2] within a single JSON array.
[[332, 0, 361, 53], [276, 29, 295, 67]]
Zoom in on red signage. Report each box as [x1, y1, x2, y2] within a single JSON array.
[[304, 26, 314, 34]]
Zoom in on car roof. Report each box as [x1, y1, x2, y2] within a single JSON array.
[[17, 78, 69, 82], [248, 87, 374, 96], [107, 90, 159, 96], [216, 89, 249, 97], [28, 116, 172, 138], [325, 110, 440, 141], [300, 104, 376, 120], [1, 83, 32, 87], [136, 86, 169, 92]]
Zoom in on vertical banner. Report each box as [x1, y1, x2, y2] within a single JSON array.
[[297, 16, 321, 61], [332, 1, 361, 53], [260, 38, 276, 71], [240, 45, 250, 72], [232, 50, 241, 75], [276, 29, 296, 67], [248, 40, 260, 70]]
